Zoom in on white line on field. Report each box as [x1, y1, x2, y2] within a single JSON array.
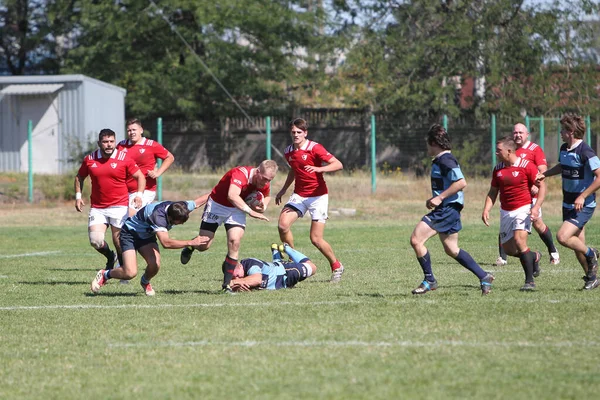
[[0, 251, 61, 259], [0, 297, 591, 311], [109, 339, 599, 349]]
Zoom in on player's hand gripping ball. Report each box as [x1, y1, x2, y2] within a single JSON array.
[[244, 191, 264, 211]]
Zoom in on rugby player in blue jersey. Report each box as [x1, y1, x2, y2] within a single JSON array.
[[91, 194, 209, 296], [229, 244, 315, 291], [410, 124, 494, 295], [538, 114, 600, 290]]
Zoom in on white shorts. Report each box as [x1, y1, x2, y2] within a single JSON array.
[[88, 206, 128, 228], [285, 193, 329, 223], [532, 197, 542, 218], [202, 197, 246, 227], [499, 204, 532, 244], [128, 190, 156, 210]]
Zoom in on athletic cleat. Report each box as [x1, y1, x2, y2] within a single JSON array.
[[140, 280, 155, 296], [520, 282, 536, 291], [585, 247, 599, 282], [480, 273, 495, 295], [91, 269, 107, 293], [583, 278, 600, 291], [533, 251, 542, 278], [412, 279, 438, 295], [221, 285, 236, 295], [180, 246, 194, 265], [279, 244, 288, 258], [550, 252, 560, 265], [330, 265, 344, 283], [105, 251, 118, 270], [495, 256, 507, 267]]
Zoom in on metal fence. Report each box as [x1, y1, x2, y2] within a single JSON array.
[[151, 110, 598, 177]]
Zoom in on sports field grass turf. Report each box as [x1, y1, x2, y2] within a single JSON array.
[[1, 176, 599, 399]]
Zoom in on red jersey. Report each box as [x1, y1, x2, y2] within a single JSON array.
[[210, 166, 270, 207], [491, 158, 538, 211], [284, 140, 335, 197], [516, 141, 546, 199], [77, 149, 140, 208], [117, 138, 170, 192]]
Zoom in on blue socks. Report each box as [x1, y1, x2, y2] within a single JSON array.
[[284, 245, 309, 264], [417, 251, 435, 282], [455, 249, 487, 280]]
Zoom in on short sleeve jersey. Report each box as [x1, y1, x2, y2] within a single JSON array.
[[516, 141, 547, 199], [431, 151, 465, 208], [124, 200, 195, 240], [491, 158, 538, 211], [77, 149, 140, 208], [559, 141, 600, 209], [117, 138, 170, 192], [284, 140, 335, 197], [209, 166, 270, 207], [241, 258, 288, 290]]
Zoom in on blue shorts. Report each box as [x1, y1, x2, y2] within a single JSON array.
[[120, 226, 157, 252], [284, 262, 311, 288], [563, 207, 595, 229], [422, 204, 463, 235]]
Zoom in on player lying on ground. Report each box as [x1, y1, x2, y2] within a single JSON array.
[[229, 243, 316, 291], [91, 194, 209, 296]]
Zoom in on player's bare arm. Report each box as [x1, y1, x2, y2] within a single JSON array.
[[193, 193, 210, 209], [74, 175, 86, 212], [542, 163, 562, 178], [156, 231, 206, 249], [304, 157, 343, 174], [227, 184, 269, 222], [531, 180, 546, 221], [147, 151, 175, 179], [230, 273, 262, 292], [482, 187, 499, 226], [131, 170, 146, 209], [426, 178, 466, 210], [276, 170, 295, 205]]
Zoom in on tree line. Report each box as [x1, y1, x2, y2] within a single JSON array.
[[1, 0, 599, 123]]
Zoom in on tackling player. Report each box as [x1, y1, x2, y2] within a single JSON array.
[[229, 243, 316, 291], [482, 136, 544, 291], [117, 118, 175, 216], [275, 118, 345, 283], [411, 124, 494, 295], [74, 129, 145, 271], [91, 194, 209, 296]]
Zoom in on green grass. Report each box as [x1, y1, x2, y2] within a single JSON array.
[[1, 175, 599, 399]]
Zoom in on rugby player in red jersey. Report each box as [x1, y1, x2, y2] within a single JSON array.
[[482, 137, 545, 291], [74, 129, 146, 272], [275, 118, 345, 283], [117, 118, 175, 216], [179, 160, 278, 292], [496, 123, 559, 267]]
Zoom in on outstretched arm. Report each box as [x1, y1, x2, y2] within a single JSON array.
[[156, 231, 207, 249]]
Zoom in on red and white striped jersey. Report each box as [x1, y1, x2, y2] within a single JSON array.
[[284, 140, 335, 197], [117, 138, 170, 192], [209, 166, 270, 207], [77, 150, 140, 208], [491, 158, 539, 211]]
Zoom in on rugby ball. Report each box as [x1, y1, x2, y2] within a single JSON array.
[[244, 191, 264, 208]]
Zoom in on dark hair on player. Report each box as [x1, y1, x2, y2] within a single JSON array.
[[98, 128, 116, 141], [560, 113, 586, 139], [496, 136, 517, 151], [167, 201, 191, 224], [426, 124, 451, 150], [290, 118, 308, 132], [126, 118, 143, 128]]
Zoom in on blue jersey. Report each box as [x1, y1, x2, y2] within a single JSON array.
[[241, 258, 288, 290], [431, 151, 465, 208], [123, 200, 195, 239], [559, 141, 600, 209]]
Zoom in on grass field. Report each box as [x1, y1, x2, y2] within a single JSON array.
[[1, 174, 599, 399]]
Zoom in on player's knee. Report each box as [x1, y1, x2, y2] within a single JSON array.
[[409, 234, 421, 249], [445, 247, 459, 258], [310, 235, 323, 249], [556, 232, 569, 246], [89, 231, 105, 249], [278, 223, 290, 235]]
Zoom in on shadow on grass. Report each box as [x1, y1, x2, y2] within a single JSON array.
[[48, 268, 97, 271], [18, 280, 88, 285], [162, 289, 218, 295], [84, 292, 139, 297]]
